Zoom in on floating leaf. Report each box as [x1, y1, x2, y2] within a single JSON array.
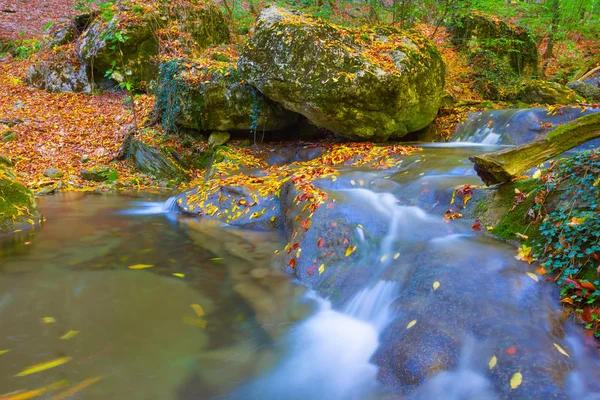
[[345, 245, 356, 257], [317, 238, 325, 248], [318, 264, 325, 275], [41, 317, 56, 324], [525, 272, 539, 282], [0, 350, 9, 356], [433, 281, 440, 291], [210, 258, 222, 261], [380, 255, 388, 262], [394, 253, 400, 260], [510, 372, 523, 389], [406, 320, 417, 329], [172, 273, 185, 278], [191, 304, 205, 317], [553, 343, 570, 357], [505, 346, 517, 355], [128, 264, 153, 270], [49, 377, 103, 400], [59, 330, 79, 340], [1, 379, 69, 400], [14, 357, 72, 377], [183, 316, 207, 329], [489, 355, 497, 370]]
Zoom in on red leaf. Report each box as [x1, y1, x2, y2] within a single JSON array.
[[307, 265, 317, 276], [287, 258, 296, 269], [317, 238, 325, 248], [472, 219, 481, 231], [505, 346, 517, 355], [582, 307, 593, 323]]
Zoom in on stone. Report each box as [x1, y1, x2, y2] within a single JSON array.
[[449, 12, 538, 78], [0, 163, 41, 234], [237, 6, 445, 141], [567, 81, 600, 102], [128, 139, 188, 181], [208, 131, 231, 147], [155, 58, 298, 132], [516, 80, 584, 105], [42, 167, 64, 179], [80, 166, 118, 182], [1, 130, 17, 143], [26, 44, 91, 93]]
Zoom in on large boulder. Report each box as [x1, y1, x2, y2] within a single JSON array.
[[238, 6, 445, 142], [79, 1, 230, 91], [567, 80, 600, 102], [0, 159, 41, 234], [155, 57, 298, 132], [516, 80, 584, 105], [27, 44, 91, 93], [450, 13, 539, 78], [128, 139, 189, 182]]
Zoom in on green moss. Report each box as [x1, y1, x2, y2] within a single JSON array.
[[489, 180, 542, 242], [0, 168, 39, 234]]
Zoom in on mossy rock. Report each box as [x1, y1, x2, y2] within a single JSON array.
[[517, 80, 584, 105], [128, 139, 188, 182], [567, 81, 600, 102], [155, 58, 298, 132], [449, 12, 539, 78], [468, 49, 520, 101], [80, 166, 118, 182], [237, 6, 445, 141], [0, 163, 41, 235], [27, 43, 91, 93]]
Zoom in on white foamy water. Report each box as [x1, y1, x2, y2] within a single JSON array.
[[233, 281, 399, 400], [118, 196, 179, 215]]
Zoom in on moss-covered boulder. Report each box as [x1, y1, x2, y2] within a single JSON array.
[[128, 139, 188, 182], [0, 161, 41, 235], [43, 13, 96, 48], [567, 81, 600, 102], [27, 44, 91, 93], [81, 166, 118, 182], [237, 6, 445, 141], [516, 80, 584, 105], [79, 1, 230, 91], [450, 13, 538, 78], [155, 57, 298, 132]]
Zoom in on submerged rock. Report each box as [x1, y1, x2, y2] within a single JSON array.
[[449, 13, 539, 78], [0, 161, 41, 234], [516, 80, 584, 105], [238, 6, 445, 141], [155, 58, 298, 132]]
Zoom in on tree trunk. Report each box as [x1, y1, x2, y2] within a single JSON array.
[[544, 0, 560, 59], [469, 112, 600, 186]]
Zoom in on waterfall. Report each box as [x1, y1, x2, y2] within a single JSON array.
[[118, 196, 179, 215]]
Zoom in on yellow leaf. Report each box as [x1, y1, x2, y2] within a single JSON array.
[[489, 355, 497, 370], [394, 253, 400, 260], [49, 377, 103, 400], [318, 264, 325, 275], [14, 357, 72, 377], [433, 281, 440, 291], [345, 245, 356, 257], [59, 330, 79, 340], [183, 316, 207, 329], [128, 264, 153, 270], [41, 317, 56, 324], [553, 343, 570, 357], [406, 320, 417, 329], [191, 304, 205, 317], [525, 272, 539, 282], [380, 255, 387, 262], [173, 273, 185, 278], [0, 349, 9, 355], [532, 169, 542, 179], [210, 258, 222, 261], [510, 372, 522, 389], [1, 379, 69, 400]]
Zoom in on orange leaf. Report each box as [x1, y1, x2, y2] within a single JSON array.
[[287, 258, 296, 269], [581, 281, 596, 291], [505, 346, 517, 355], [317, 238, 325, 248]]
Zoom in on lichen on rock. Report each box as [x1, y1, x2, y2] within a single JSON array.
[[237, 6, 445, 141]]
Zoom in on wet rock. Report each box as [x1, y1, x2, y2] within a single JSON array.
[[80, 165, 118, 182], [208, 131, 231, 147], [42, 167, 64, 179], [0, 162, 41, 234], [567, 81, 600, 102], [238, 6, 445, 141], [449, 13, 538, 78], [516, 80, 584, 105], [155, 58, 298, 132], [128, 139, 188, 181]]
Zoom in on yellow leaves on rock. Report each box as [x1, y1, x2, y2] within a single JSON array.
[[510, 372, 523, 389], [14, 357, 72, 377], [59, 330, 79, 340], [553, 343, 570, 357], [432, 281, 440, 291], [488, 355, 497, 370], [128, 264, 154, 270], [406, 320, 417, 329], [516, 245, 534, 264]]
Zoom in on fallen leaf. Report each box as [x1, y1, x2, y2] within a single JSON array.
[[14, 357, 72, 377], [317, 238, 325, 248], [49, 377, 103, 400], [345, 245, 356, 257], [128, 264, 153, 270], [0, 350, 9, 356], [532, 169, 542, 179], [210, 258, 222, 261], [525, 272, 539, 282], [394, 252, 400, 260], [472, 219, 481, 231], [318, 264, 325, 275], [510, 372, 523, 389], [59, 330, 79, 340], [406, 320, 417, 329], [581, 281, 596, 290], [1, 380, 69, 400], [172, 273, 185, 278], [433, 281, 440, 291], [505, 346, 517, 355], [553, 343, 570, 357], [489, 355, 497, 370], [182, 316, 207, 329], [41, 317, 56, 324], [191, 304, 205, 317]]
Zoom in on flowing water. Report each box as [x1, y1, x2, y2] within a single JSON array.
[[1, 144, 600, 399]]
